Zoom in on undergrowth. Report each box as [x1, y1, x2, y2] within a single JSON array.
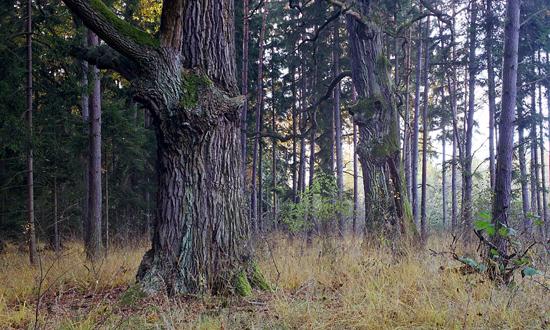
[[0, 235, 547, 329]]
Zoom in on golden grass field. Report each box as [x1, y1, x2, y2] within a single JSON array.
[[0, 235, 548, 329]]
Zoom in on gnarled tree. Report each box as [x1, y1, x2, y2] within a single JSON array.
[[63, 0, 265, 295], [343, 0, 417, 241]]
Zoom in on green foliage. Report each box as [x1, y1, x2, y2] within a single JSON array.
[[457, 256, 487, 273], [281, 174, 351, 233], [234, 271, 252, 297]]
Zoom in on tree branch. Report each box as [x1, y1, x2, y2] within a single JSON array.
[[62, 0, 158, 61], [71, 44, 138, 80]]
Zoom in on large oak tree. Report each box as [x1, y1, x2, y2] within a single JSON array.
[[63, 0, 265, 295]]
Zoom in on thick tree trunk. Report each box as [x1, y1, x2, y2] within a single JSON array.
[[345, 1, 417, 241], [462, 2, 478, 239], [85, 31, 103, 260], [250, 4, 268, 233], [411, 23, 423, 226], [420, 16, 431, 242], [26, 0, 36, 265], [486, 0, 497, 190], [492, 0, 519, 254]]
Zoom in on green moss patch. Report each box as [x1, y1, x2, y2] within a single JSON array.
[[90, 0, 159, 48]]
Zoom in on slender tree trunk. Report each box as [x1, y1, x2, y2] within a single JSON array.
[[411, 22, 423, 226], [539, 52, 548, 239], [486, 0, 497, 190], [442, 130, 447, 229], [105, 158, 109, 255], [462, 2, 478, 239], [529, 81, 541, 228], [518, 119, 532, 234], [26, 0, 36, 265], [403, 28, 412, 199], [85, 31, 103, 260], [240, 0, 250, 167], [298, 64, 307, 197], [492, 0, 520, 254], [250, 4, 268, 233], [291, 66, 298, 203], [449, 1, 459, 233], [80, 31, 90, 242], [53, 176, 60, 252], [333, 19, 344, 237], [271, 55, 277, 230], [420, 16, 431, 242], [352, 87, 358, 236]]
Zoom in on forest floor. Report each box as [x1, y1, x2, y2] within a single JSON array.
[[0, 234, 548, 329]]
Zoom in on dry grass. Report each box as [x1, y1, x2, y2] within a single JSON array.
[[0, 235, 548, 329]]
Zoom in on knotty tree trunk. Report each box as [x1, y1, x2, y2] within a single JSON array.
[[492, 0, 520, 254], [85, 31, 103, 260], [26, 0, 36, 265], [63, 0, 266, 295], [345, 0, 417, 241]]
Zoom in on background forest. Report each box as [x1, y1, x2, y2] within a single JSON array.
[[0, 0, 549, 328]]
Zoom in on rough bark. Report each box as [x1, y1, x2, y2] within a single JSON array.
[[345, 0, 417, 241], [26, 0, 36, 265], [63, 0, 264, 295], [492, 0, 519, 254]]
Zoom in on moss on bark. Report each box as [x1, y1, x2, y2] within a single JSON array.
[[89, 0, 159, 48]]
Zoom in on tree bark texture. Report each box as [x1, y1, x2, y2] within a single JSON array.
[[62, 0, 262, 295], [492, 0, 519, 254], [345, 0, 417, 241]]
